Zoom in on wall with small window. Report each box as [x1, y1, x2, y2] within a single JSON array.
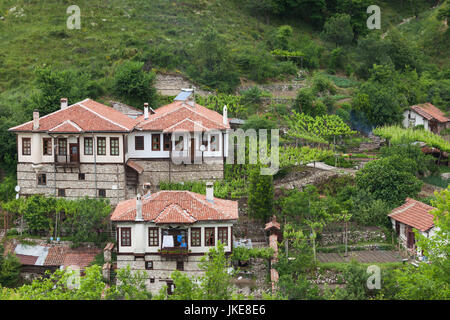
[[79, 133, 124, 163]]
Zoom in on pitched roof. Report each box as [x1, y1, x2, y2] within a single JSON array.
[[410, 103, 449, 123], [135, 101, 229, 131], [111, 190, 238, 223], [388, 198, 436, 232], [9, 99, 137, 133]]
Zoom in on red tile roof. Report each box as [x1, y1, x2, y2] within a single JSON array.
[[411, 103, 449, 123], [111, 190, 238, 223], [136, 101, 229, 131], [9, 99, 137, 133], [388, 198, 436, 231], [15, 254, 38, 265]]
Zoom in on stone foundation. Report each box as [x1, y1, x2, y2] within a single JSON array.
[[17, 163, 126, 205], [117, 254, 205, 295], [133, 159, 224, 191]]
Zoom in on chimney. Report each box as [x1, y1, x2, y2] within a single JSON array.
[[60, 98, 68, 110], [33, 109, 39, 130], [135, 194, 143, 221], [223, 105, 228, 125], [144, 103, 149, 120], [206, 182, 214, 203]]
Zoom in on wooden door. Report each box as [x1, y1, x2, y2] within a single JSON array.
[[69, 143, 79, 163], [406, 226, 415, 249], [190, 138, 195, 163]]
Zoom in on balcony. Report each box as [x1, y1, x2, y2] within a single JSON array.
[[159, 247, 189, 261]]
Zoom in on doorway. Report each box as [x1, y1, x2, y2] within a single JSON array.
[[69, 143, 79, 163]]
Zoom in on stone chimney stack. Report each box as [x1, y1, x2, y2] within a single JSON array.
[[206, 182, 214, 203], [223, 105, 228, 126], [60, 98, 68, 110], [33, 109, 39, 130], [135, 194, 143, 221], [144, 103, 149, 120]]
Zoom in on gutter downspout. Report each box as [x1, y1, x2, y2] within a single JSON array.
[[92, 132, 97, 198]]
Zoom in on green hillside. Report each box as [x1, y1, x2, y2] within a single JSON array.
[[0, 0, 449, 174]]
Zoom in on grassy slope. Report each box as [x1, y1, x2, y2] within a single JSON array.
[[1, 0, 437, 92]]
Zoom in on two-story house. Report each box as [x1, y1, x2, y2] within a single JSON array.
[[110, 183, 238, 294], [9, 90, 230, 204], [8, 98, 136, 204]]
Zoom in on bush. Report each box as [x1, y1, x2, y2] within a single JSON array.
[[113, 61, 157, 108]]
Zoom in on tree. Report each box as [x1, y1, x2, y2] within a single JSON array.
[[274, 25, 293, 50], [355, 157, 423, 206], [160, 242, 237, 300], [113, 61, 157, 108], [187, 26, 239, 93], [30, 66, 102, 115], [248, 165, 274, 222], [106, 265, 152, 300], [321, 14, 354, 47], [0, 245, 21, 288]]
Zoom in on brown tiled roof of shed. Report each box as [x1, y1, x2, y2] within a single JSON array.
[[411, 103, 449, 123], [388, 198, 436, 232]]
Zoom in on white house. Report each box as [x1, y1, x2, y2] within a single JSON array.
[[8, 90, 231, 203], [403, 103, 450, 134], [110, 183, 238, 294], [388, 198, 437, 259]]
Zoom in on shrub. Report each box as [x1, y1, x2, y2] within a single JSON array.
[[113, 61, 157, 108]]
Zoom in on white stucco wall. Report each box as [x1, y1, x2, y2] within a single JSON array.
[[403, 110, 429, 131]]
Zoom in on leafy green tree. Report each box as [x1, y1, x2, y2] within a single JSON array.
[[187, 26, 239, 93], [0, 245, 21, 288], [335, 0, 372, 39], [248, 165, 274, 222], [160, 242, 237, 300], [30, 66, 102, 115], [274, 25, 293, 50], [355, 157, 423, 206], [321, 14, 354, 47], [106, 265, 152, 300], [333, 260, 370, 300], [113, 61, 157, 108]]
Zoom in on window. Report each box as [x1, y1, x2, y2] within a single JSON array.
[[191, 228, 201, 247], [37, 173, 46, 186], [163, 134, 171, 151], [22, 138, 31, 155], [218, 227, 228, 246], [78, 173, 85, 180], [97, 137, 106, 155], [98, 189, 106, 198], [150, 277, 155, 283], [58, 189, 65, 197], [176, 261, 184, 271], [121, 228, 131, 247], [151, 134, 160, 151], [43, 138, 52, 155], [135, 136, 144, 150], [145, 261, 153, 270], [58, 138, 67, 156], [205, 227, 215, 246], [110, 137, 119, 156], [148, 228, 159, 246], [84, 137, 93, 155]]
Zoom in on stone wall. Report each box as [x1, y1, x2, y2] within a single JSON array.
[[17, 163, 126, 205], [117, 254, 205, 295], [319, 229, 387, 246], [155, 73, 211, 96], [133, 159, 224, 192]]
